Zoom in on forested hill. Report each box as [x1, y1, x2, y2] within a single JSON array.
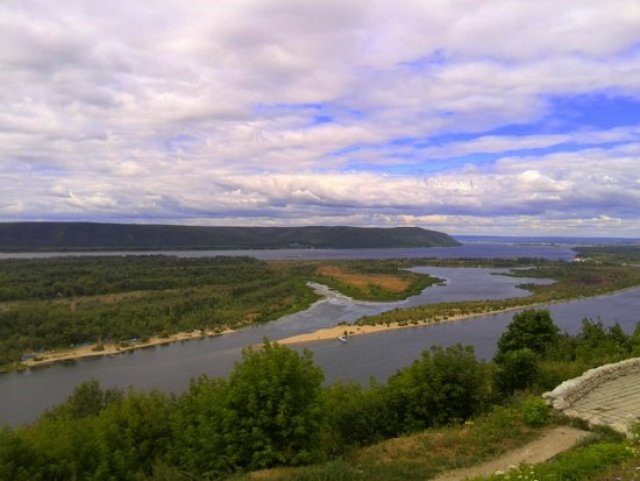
[[0, 222, 461, 252]]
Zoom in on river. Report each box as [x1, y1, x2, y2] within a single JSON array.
[[0, 241, 577, 261], [1, 251, 638, 426]]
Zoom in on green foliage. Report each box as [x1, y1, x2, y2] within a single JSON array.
[[4, 308, 640, 481], [291, 459, 364, 481], [357, 261, 640, 328], [534, 359, 588, 393], [321, 381, 394, 450], [385, 344, 489, 432], [93, 390, 175, 479], [169, 376, 230, 476], [495, 348, 539, 396], [0, 256, 320, 366], [0, 427, 38, 481], [44, 379, 124, 420], [520, 397, 550, 427], [310, 260, 442, 301], [251, 400, 549, 481], [474, 442, 637, 481], [573, 319, 633, 364], [574, 245, 640, 264], [171, 341, 326, 476], [495, 310, 560, 361], [223, 341, 325, 469]]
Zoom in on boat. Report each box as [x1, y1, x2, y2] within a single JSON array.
[[337, 335, 348, 343]]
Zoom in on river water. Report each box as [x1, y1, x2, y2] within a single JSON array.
[[0, 242, 576, 261], [2, 242, 637, 427]]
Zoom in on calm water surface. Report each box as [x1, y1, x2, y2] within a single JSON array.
[[0, 242, 576, 261], [0, 243, 621, 427]]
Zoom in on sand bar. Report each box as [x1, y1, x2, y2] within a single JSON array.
[[277, 306, 528, 345]]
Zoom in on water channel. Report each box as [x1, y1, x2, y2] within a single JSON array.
[[1, 243, 638, 426]]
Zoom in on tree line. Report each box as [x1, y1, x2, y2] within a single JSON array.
[[0, 256, 440, 368]]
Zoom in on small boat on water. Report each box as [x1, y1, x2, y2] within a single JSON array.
[[337, 335, 349, 343]]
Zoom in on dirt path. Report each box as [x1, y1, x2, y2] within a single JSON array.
[[431, 426, 590, 481]]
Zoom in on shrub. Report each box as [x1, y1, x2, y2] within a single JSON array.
[[520, 397, 549, 427], [495, 348, 539, 396], [385, 344, 489, 432]]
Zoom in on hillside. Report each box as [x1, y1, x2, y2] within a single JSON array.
[[0, 222, 460, 252]]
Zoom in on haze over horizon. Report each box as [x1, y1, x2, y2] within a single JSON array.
[[2, 1, 640, 237]]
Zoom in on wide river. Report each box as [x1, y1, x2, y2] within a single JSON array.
[[1, 243, 638, 427]]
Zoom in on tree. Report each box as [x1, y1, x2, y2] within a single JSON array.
[[495, 348, 539, 395], [322, 381, 395, 450], [222, 340, 325, 469], [495, 309, 560, 361], [574, 319, 632, 363], [45, 379, 123, 420], [169, 376, 230, 476], [385, 344, 488, 432]]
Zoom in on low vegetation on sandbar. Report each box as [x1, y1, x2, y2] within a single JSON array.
[[356, 258, 640, 328]]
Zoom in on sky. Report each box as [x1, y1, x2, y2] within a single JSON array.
[[1, 0, 640, 237]]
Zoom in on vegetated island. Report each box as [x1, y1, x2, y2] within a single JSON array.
[[3, 247, 640, 371], [0, 256, 443, 370], [0, 222, 460, 252], [279, 247, 640, 344]]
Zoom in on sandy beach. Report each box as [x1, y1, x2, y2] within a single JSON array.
[[20, 328, 234, 369], [277, 305, 531, 345]]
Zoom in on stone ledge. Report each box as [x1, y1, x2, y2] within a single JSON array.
[[543, 357, 640, 437]]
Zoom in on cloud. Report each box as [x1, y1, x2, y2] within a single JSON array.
[[1, 0, 640, 235]]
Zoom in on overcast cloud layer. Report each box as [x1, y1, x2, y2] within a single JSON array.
[[2, 0, 640, 236]]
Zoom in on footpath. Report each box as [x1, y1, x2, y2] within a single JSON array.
[[431, 426, 590, 481]]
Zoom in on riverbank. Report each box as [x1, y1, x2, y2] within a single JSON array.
[[278, 283, 640, 345], [18, 328, 235, 370], [278, 304, 530, 345]]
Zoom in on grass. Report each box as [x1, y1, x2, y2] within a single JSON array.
[[231, 398, 567, 481], [229, 415, 640, 481], [471, 442, 638, 481], [309, 261, 441, 301]]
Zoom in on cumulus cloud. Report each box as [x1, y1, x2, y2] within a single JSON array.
[[1, 0, 640, 235]]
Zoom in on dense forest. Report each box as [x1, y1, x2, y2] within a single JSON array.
[[2, 249, 640, 368], [574, 245, 640, 264], [0, 222, 460, 251], [0, 256, 438, 368], [1, 311, 639, 480]]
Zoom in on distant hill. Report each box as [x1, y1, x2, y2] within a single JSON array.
[[0, 222, 461, 252]]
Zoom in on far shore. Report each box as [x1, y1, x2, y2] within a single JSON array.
[[19, 328, 235, 370]]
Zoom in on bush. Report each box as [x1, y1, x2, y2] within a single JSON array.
[[222, 341, 325, 469], [495, 348, 539, 396], [534, 360, 587, 392], [322, 381, 396, 450], [520, 397, 549, 427], [385, 344, 489, 432]]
